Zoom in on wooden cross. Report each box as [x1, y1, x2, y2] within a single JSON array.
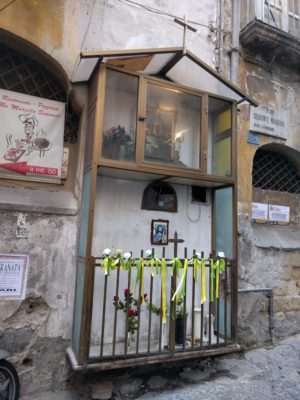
[[174, 15, 197, 53], [169, 231, 185, 257]]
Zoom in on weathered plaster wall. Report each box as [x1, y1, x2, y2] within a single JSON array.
[[236, 56, 300, 345], [0, 0, 219, 77], [0, 211, 78, 392], [92, 176, 212, 258], [0, 32, 88, 398]]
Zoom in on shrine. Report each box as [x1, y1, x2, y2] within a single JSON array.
[[67, 46, 256, 370]]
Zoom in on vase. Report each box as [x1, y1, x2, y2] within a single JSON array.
[[175, 317, 187, 345], [127, 332, 132, 350]]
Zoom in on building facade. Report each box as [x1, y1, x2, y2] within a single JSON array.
[[0, 0, 299, 396]]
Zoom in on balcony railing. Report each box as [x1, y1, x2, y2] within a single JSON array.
[[241, 0, 300, 39], [84, 247, 238, 368]]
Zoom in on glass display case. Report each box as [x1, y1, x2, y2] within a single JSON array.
[[144, 83, 201, 169]]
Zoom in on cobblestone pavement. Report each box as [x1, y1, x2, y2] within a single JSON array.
[[21, 335, 300, 400]]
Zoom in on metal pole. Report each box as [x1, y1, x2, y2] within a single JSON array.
[[231, 0, 240, 85]]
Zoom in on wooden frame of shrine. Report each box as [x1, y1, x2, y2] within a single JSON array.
[[67, 47, 257, 370]]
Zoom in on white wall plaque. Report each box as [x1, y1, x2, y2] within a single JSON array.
[[0, 254, 29, 300], [252, 202, 268, 222], [269, 204, 290, 224], [250, 105, 288, 139]]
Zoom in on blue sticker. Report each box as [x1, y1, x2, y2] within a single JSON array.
[[247, 132, 260, 145]]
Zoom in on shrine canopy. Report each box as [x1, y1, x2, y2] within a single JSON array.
[[71, 47, 258, 106]]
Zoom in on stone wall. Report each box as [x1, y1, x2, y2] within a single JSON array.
[[235, 22, 300, 345], [237, 213, 300, 345], [0, 211, 78, 392]]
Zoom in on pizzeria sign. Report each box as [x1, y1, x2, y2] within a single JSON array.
[[0, 88, 65, 183]]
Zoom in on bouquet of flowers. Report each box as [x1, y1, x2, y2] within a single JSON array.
[[113, 288, 160, 334]]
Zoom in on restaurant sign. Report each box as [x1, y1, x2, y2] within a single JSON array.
[[250, 105, 288, 139], [0, 88, 65, 183]]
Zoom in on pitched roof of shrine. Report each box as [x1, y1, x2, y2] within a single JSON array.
[[72, 47, 258, 106]]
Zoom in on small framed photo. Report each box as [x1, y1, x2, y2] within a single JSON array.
[[151, 219, 169, 245]]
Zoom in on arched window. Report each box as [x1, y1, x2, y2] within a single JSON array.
[[0, 43, 78, 143], [252, 147, 300, 193], [142, 182, 177, 212]]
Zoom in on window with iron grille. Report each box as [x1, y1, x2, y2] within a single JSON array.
[[0, 43, 78, 143], [252, 148, 300, 193]]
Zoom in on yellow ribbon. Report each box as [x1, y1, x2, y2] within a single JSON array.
[[172, 258, 188, 302], [150, 259, 155, 277], [140, 257, 145, 304], [210, 259, 216, 302], [191, 256, 201, 282], [201, 258, 206, 304], [102, 256, 111, 275], [145, 257, 161, 276], [170, 257, 182, 277], [215, 258, 225, 299], [161, 258, 167, 324]]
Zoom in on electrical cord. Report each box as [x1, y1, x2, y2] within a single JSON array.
[[116, 0, 230, 33], [186, 186, 201, 223]]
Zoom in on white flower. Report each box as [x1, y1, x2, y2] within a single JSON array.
[[103, 248, 111, 256], [144, 249, 152, 258], [195, 252, 201, 259], [123, 252, 131, 261], [116, 249, 123, 256]]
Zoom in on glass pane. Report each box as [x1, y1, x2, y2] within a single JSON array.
[[72, 259, 85, 358], [214, 187, 233, 258], [208, 97, 232, 177], [101, 69, 138, 162], [264, 0, 282, 27], [295, 18, 300, 37], [144, 83, 201, 169], [288, 0, 294, 13], [78, 169, 92, 257]]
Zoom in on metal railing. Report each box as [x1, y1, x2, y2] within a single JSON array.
[[86, 249, 236, 365], [241, 0, 300, 39]]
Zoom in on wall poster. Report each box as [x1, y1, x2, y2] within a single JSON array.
[[0, 254, 29, 300], [252, 203, 290, 225], [0, 88, 65, 183], [251, 202, 268, 223]]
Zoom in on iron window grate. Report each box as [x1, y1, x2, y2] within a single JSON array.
[[252, 148, 300, 193], [0, 44, 78, 143]]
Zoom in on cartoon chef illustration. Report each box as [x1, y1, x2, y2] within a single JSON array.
[[4, 113, 52, 162], [4, 114, 38, 162], [15, 113, 38, 150]]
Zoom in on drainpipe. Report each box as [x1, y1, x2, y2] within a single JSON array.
[[231, 0, 240, 84], [216, 0, 223, 73], [238, 288, 274, 345]]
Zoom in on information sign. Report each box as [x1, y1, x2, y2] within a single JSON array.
[[0, 254, 29, 300], [269, 204, 290, 224], [252, 202, 268, 223], [250, 105, 288, 139]]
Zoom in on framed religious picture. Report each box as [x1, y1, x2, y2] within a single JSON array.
[[151, 219, 169, 245], [145, 108, 173, 162]]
